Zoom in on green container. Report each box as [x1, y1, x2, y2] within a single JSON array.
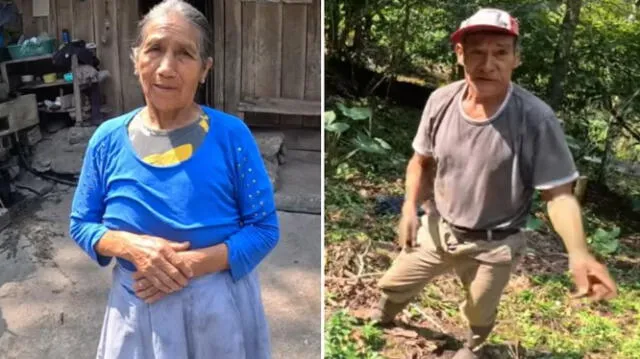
[[7, 38, 56, 60]]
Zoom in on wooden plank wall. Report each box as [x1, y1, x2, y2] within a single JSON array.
[[15, 0, 93, 45], [11, 0, 143, 116], [280, 3, 307, 127], [117, 0, 144, 112], [93, 0, 123, 113], [302, 0, 321, 128], [11, 0, 324, 127], [218, 0, 321, 129], [16, 0, 49, 38], [212, 0, 225, 109], [250, 1, 282, 126], [224, 0, 242, 116]]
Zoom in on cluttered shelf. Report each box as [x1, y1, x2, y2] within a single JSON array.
[[19, 79, 72, 90], [19, 79, 93, 91], [0, 27, 108, 130], [37, 106, 72, 114], [0, 54, 53, 65]]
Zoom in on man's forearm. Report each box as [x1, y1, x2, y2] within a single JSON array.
[[547, 194, 590, 257], [403, 155, 432, 213]]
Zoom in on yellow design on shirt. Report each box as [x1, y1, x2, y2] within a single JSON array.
[[199, 117, 209, 132], [143, 143, 194, 166]]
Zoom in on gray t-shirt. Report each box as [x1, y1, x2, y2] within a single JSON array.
[[127, 112, 209, 167], [412, 80, 578, 230]]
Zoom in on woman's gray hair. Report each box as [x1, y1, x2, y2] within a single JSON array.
[[132, 0, 213, 64]]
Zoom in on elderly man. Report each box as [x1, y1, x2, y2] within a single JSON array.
[[372, 8, 617, 358]]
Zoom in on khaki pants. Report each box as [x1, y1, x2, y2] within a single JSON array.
[[378, 214, 526, 333]]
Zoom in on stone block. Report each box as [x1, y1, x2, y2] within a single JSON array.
[[32, 157, 52, 173], [0, 94, 38, 137], [15, 172, 54, 196], [275, 193, 321, 214], [0, 82, 9, 101], [0, 138, 9, 160], [0, 208, 10, 231], [19, 126, 42, 146], [264, 160, 279, 191], [8, 165, 20, 180], [254, 132, 285, 163], [277, 144, 287, 165], [68, 126, 97, 145]]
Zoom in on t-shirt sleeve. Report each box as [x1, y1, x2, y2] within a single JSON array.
[[531, 115, 579, 190], [411, 97, 435, 156]]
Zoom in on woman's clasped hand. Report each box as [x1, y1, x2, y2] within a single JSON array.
[[123, 233, 195, 300]]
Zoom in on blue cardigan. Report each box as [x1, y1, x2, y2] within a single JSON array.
[[69, 106, 279, 281]]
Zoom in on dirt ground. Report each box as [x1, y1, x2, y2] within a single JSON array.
[[0, 186, 321, 359]]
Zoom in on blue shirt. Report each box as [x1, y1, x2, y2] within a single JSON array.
[[69, 106, 279, 281]]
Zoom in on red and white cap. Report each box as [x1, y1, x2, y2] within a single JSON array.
[[450, 8, 519, 44]]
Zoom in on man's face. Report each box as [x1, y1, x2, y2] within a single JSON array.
[[455, 32, 520, 99]]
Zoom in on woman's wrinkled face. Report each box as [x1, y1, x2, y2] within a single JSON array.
[[135, 13, 211, 111]]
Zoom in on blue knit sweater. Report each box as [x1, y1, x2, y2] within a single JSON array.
[[69, 106, 279, 281]]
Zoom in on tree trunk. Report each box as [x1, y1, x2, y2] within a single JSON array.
[[390, 0, 411, 74], [599, 98, 618, 184], [339, 3, 354, 53], [329, 0, 339, 52], [547, 0, 583, 110], [574, 175, 588, 203]]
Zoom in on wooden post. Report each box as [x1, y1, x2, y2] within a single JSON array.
[[224, 0, 242, 115], [72, 54, 82, 126], [213, 0, 225, 110], [303, 0, 321, 128], [574, 175, 589, 203]]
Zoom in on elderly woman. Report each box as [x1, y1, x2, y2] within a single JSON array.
[[69, 1, 278, 357]]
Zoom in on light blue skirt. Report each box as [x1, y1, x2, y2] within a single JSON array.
[[96, 264, 271, 359]]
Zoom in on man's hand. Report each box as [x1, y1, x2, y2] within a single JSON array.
[[397, 208, 419, 249], [398, 153, 433, 249], [569, 252, 617, 301], [542, 183, 617, 301]]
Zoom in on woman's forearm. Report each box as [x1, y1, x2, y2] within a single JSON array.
[[96, 229, 230, 278], [94, 230, 135, 262], [189, 243, 230, 277]]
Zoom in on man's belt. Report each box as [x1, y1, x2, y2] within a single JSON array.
[[445, 221, 520, 241]]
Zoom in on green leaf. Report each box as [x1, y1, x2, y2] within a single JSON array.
[[324, 110, 336, 125], [526, 216, 544, 231], [591, 228, 610, 242], [565, 134, 582, 151], [588, 226, 621, 255], [599, 238, 619, 255], [344, 148, 360, 160], [326, 122, 350, 134], [351, 133, 390, 154], [374, 137, 392, 150], [610, 226, 621, 238], [337, 103, 372, 121]]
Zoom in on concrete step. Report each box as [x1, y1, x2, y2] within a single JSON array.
[[282, 129, 321, 152], [275, 150, 321, 214]]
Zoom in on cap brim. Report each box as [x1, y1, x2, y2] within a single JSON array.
[[450, 25, 517, 44]]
